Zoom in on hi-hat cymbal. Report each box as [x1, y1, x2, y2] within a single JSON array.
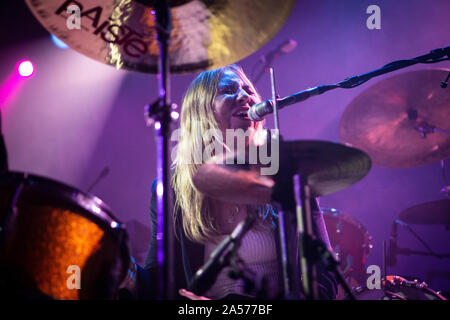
[[25, 0, 296, 74], [399, 199, 450, 225], [276, 140, 372, 198], [193, 139, 371, 205], [339, 69, 450, 168]]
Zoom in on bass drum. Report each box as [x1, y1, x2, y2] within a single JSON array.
[[350, 276, 447, 300], [0, 172, 130, 300], [322, 208, 372, 283]]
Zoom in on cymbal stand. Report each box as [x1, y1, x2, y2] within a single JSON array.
[[296, 176, 357, 299], [267, 68, 299, 298], [293, 174, 318, 299], [389, 220, 450, 261], [397, 220, 437, 254], [145, 0, 176, 300], [276, 174, 356, 300], [269, 69, 353, 300], [395, 247, 450, 259]]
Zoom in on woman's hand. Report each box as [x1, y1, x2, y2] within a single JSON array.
[[179, 288, 211, 300]]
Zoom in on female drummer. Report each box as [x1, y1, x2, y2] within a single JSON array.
[[143, 64, 337, 300]]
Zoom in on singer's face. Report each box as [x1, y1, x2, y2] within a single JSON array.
[[213, 70, 258, 134]]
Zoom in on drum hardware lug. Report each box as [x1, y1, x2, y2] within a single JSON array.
[[144, 99, 177, 127]]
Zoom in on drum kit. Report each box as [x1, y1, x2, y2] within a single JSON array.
[[0, 0, 448, 300]]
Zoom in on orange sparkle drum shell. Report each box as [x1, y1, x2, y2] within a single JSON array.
[[0, 172, 130, 300]]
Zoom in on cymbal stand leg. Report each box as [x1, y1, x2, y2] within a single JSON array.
[[293, 174, 319, 300], [319, 248, 356, 300], [275, 205, 294, 298], [292, 175, 356, 300]]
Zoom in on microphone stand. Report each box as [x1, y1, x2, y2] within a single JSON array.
[[253, 51, 450, 299], [253, 47, 449, 301], [249, 46, 450, 120], [251, 40, 297, 85], [252, 53, 277, 85], [268, 69, 354, 300]]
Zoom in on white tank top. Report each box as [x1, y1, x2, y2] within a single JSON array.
[[203, 221, 280, 299]]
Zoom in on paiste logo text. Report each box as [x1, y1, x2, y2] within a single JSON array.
[[56, 0, 147, 58]]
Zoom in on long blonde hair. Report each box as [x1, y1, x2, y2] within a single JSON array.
[[172, 65, 263, 243]]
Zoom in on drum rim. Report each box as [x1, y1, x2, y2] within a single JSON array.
[[0, 171, 125, 232], [0, 171, 132, 299], [350, 275, 447, 300], [321, 207, 373, 252]]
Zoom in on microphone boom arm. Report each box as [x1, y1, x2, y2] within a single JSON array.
[[248, 46, 450, 121]]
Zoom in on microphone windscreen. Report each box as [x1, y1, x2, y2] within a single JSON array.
[[280, 39, 297, 54]]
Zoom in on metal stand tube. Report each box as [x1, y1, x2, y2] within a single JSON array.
[[153, 0, 175, 300], [293, 174, 319, 299]]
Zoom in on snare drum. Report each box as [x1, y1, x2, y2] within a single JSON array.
[[350, 275, 447, 300], [0, 172, 130, 299]]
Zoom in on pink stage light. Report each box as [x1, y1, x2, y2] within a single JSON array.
[[17, 60, 34, 78]]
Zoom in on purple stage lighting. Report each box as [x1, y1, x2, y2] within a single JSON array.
[[17, 60, 34, 78]]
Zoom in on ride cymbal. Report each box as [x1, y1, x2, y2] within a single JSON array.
[[399, 199, 450, 226], [339, 69, 450, 168], [25, 0, 296, 74]]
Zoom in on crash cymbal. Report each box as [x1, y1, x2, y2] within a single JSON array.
[[193, 139, 371, 204], [24, 0, 296, 74], [339, 69, 450, 168], [399, 199, 450, 225]]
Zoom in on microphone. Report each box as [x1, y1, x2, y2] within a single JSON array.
[[87, 166, 110, 193], [261, 39, 297, 63], [248, 85, 333, 121], [252, 39, 297, 84], [188, 213, 256, 296], [386, 220, 399, 266]]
